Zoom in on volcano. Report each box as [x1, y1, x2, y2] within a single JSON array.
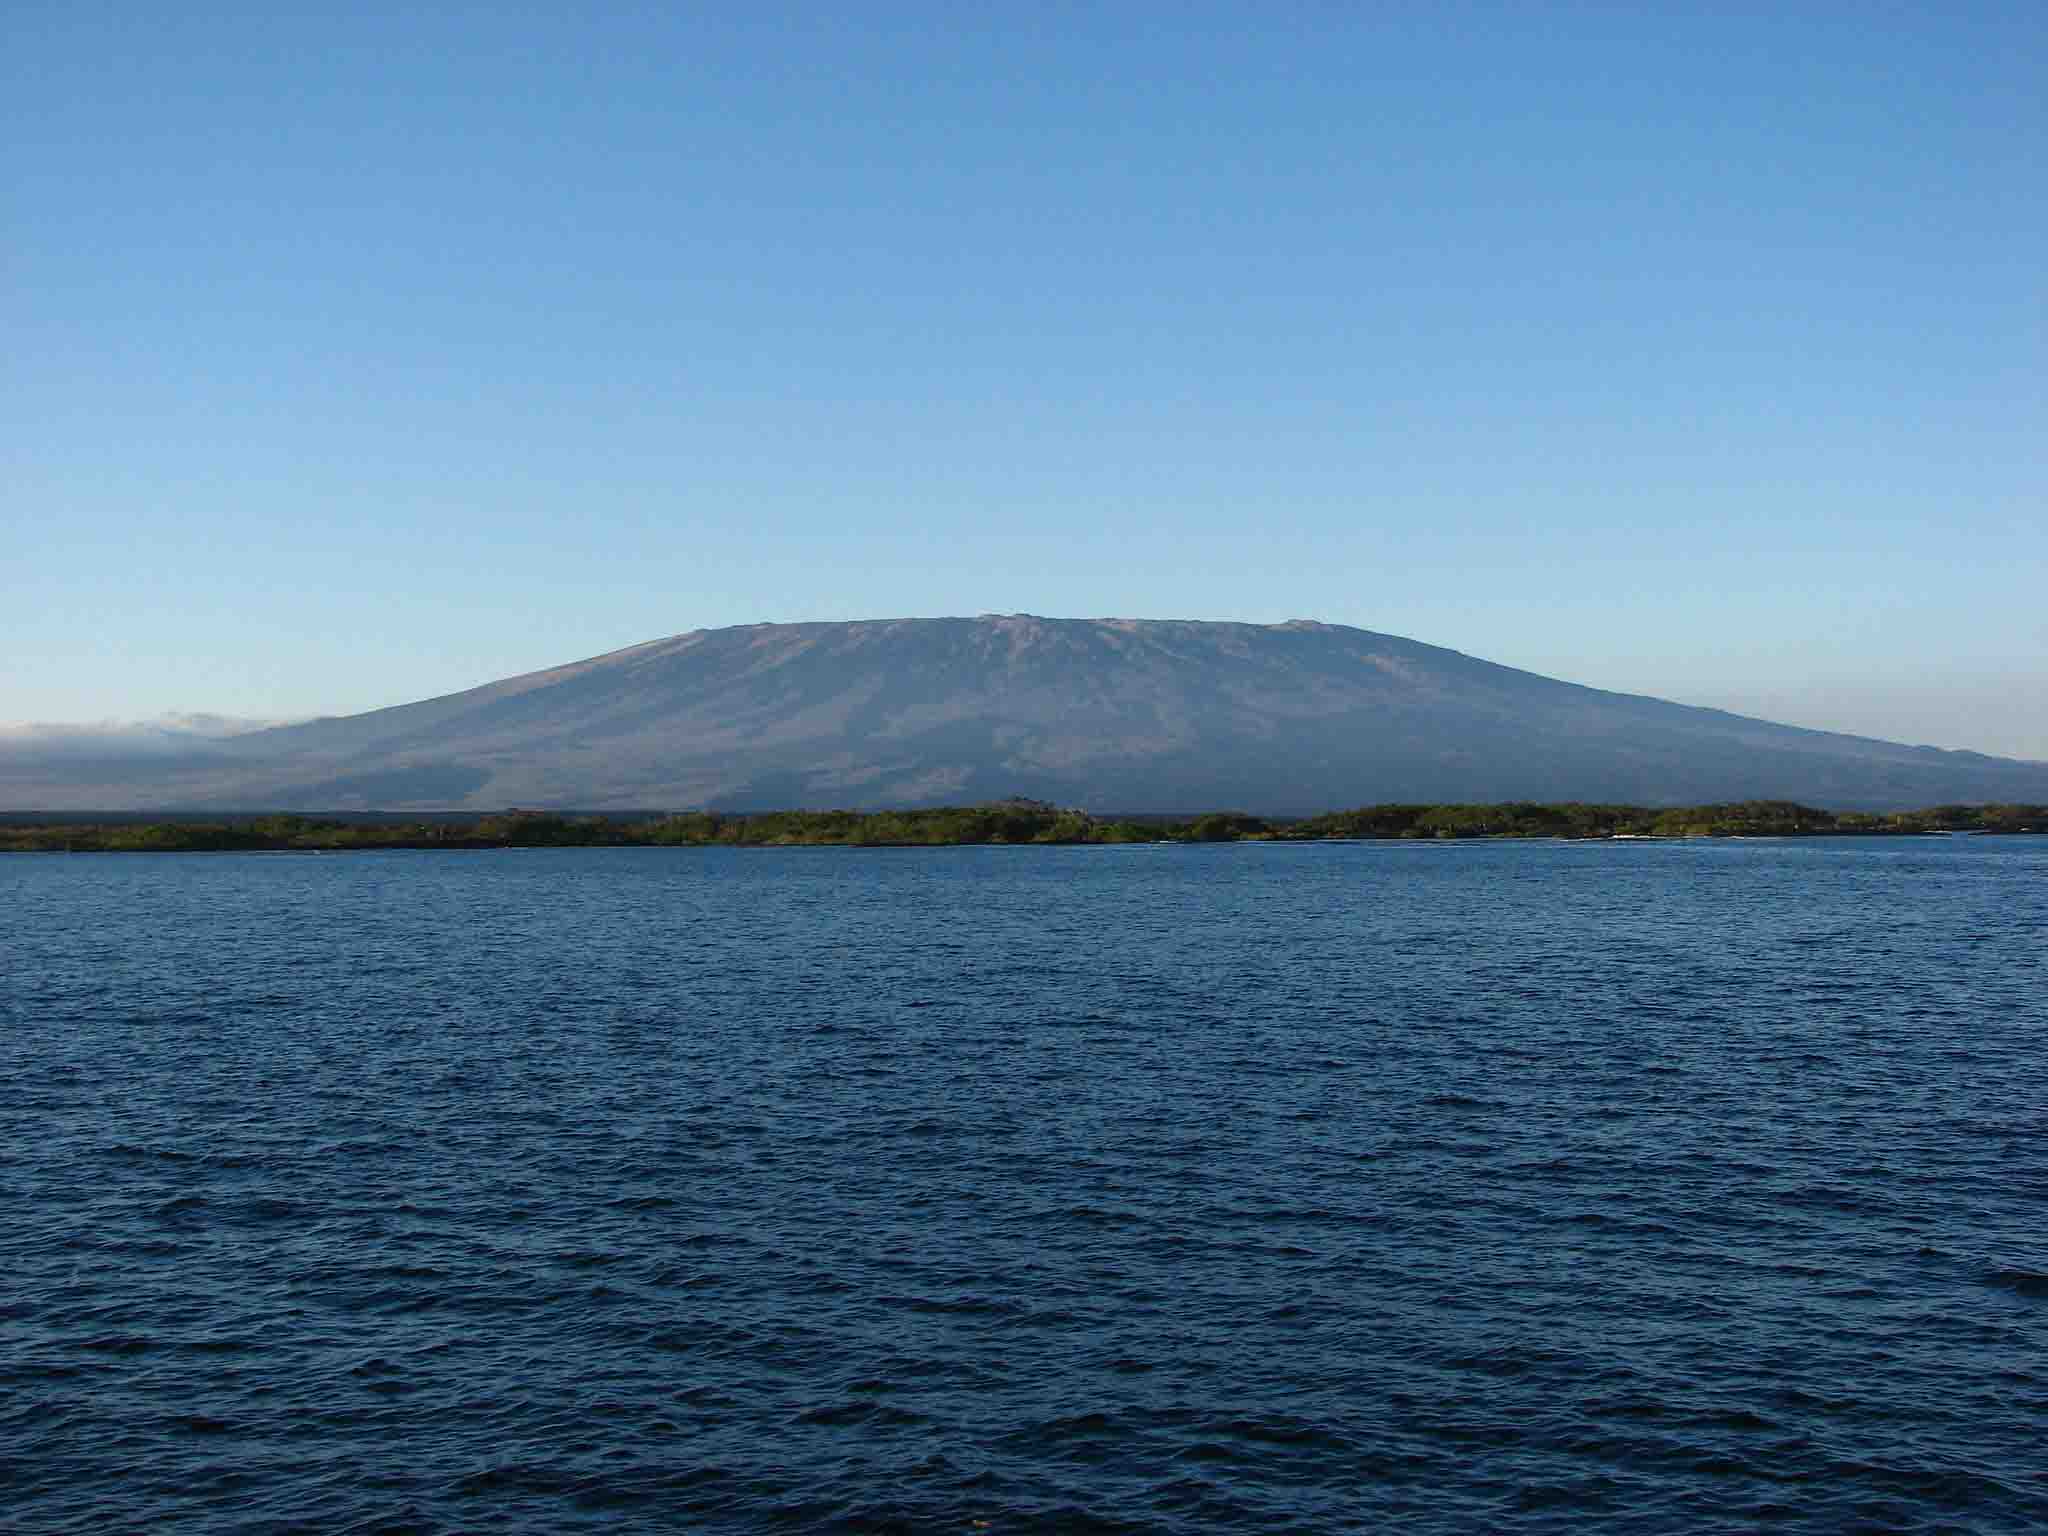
[[7, 617, 2044, 812]]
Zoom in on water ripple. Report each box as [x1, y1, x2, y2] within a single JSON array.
[[3, 838, 2044, 1532]]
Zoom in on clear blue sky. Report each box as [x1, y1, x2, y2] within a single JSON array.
[[8, 3, 2045, 756]]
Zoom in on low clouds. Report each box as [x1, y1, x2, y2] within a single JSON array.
[[0, 713, 301, 765]]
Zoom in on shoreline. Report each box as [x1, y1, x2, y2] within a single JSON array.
[[4, 800, 2041, 854]]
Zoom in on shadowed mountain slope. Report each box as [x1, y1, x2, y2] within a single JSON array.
[[8, 617, 2045, 812]]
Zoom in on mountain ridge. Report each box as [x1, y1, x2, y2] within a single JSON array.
[[6, 616, 2043, 812]]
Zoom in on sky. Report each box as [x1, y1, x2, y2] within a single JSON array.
[[7, 3, 2045, 758]]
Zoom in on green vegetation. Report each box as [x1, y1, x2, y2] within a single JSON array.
[[3, 798, 2044, 853], [1279, 799, 2021, 840]]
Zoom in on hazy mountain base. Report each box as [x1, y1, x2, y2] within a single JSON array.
[[7, 801, 2043, 853], [8, 619, 2046, 813]]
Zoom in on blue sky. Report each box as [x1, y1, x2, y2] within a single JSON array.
[[8, 3, 2045, 756]]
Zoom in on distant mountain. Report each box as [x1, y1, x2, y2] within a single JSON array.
[[0, 712, 300, 756], [7, 617, 2045, 812]]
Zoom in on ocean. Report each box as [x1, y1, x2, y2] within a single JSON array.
[[4, 837, 2044, 1532]]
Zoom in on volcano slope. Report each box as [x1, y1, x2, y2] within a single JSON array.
[[8, 617, 2045, 812]]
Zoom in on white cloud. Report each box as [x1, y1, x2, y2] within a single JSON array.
[[0, 713, 305, 762]]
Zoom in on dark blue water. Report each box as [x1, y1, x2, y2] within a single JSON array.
[[4, 838, 2045, 1533]]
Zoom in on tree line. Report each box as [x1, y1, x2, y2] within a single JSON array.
[[3, 798, 2043, 853]]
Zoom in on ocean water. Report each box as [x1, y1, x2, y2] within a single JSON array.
[[3, 837, 2044, 1534]]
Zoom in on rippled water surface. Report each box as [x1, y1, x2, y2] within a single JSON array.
[[4, 838, 2045, 1533]]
